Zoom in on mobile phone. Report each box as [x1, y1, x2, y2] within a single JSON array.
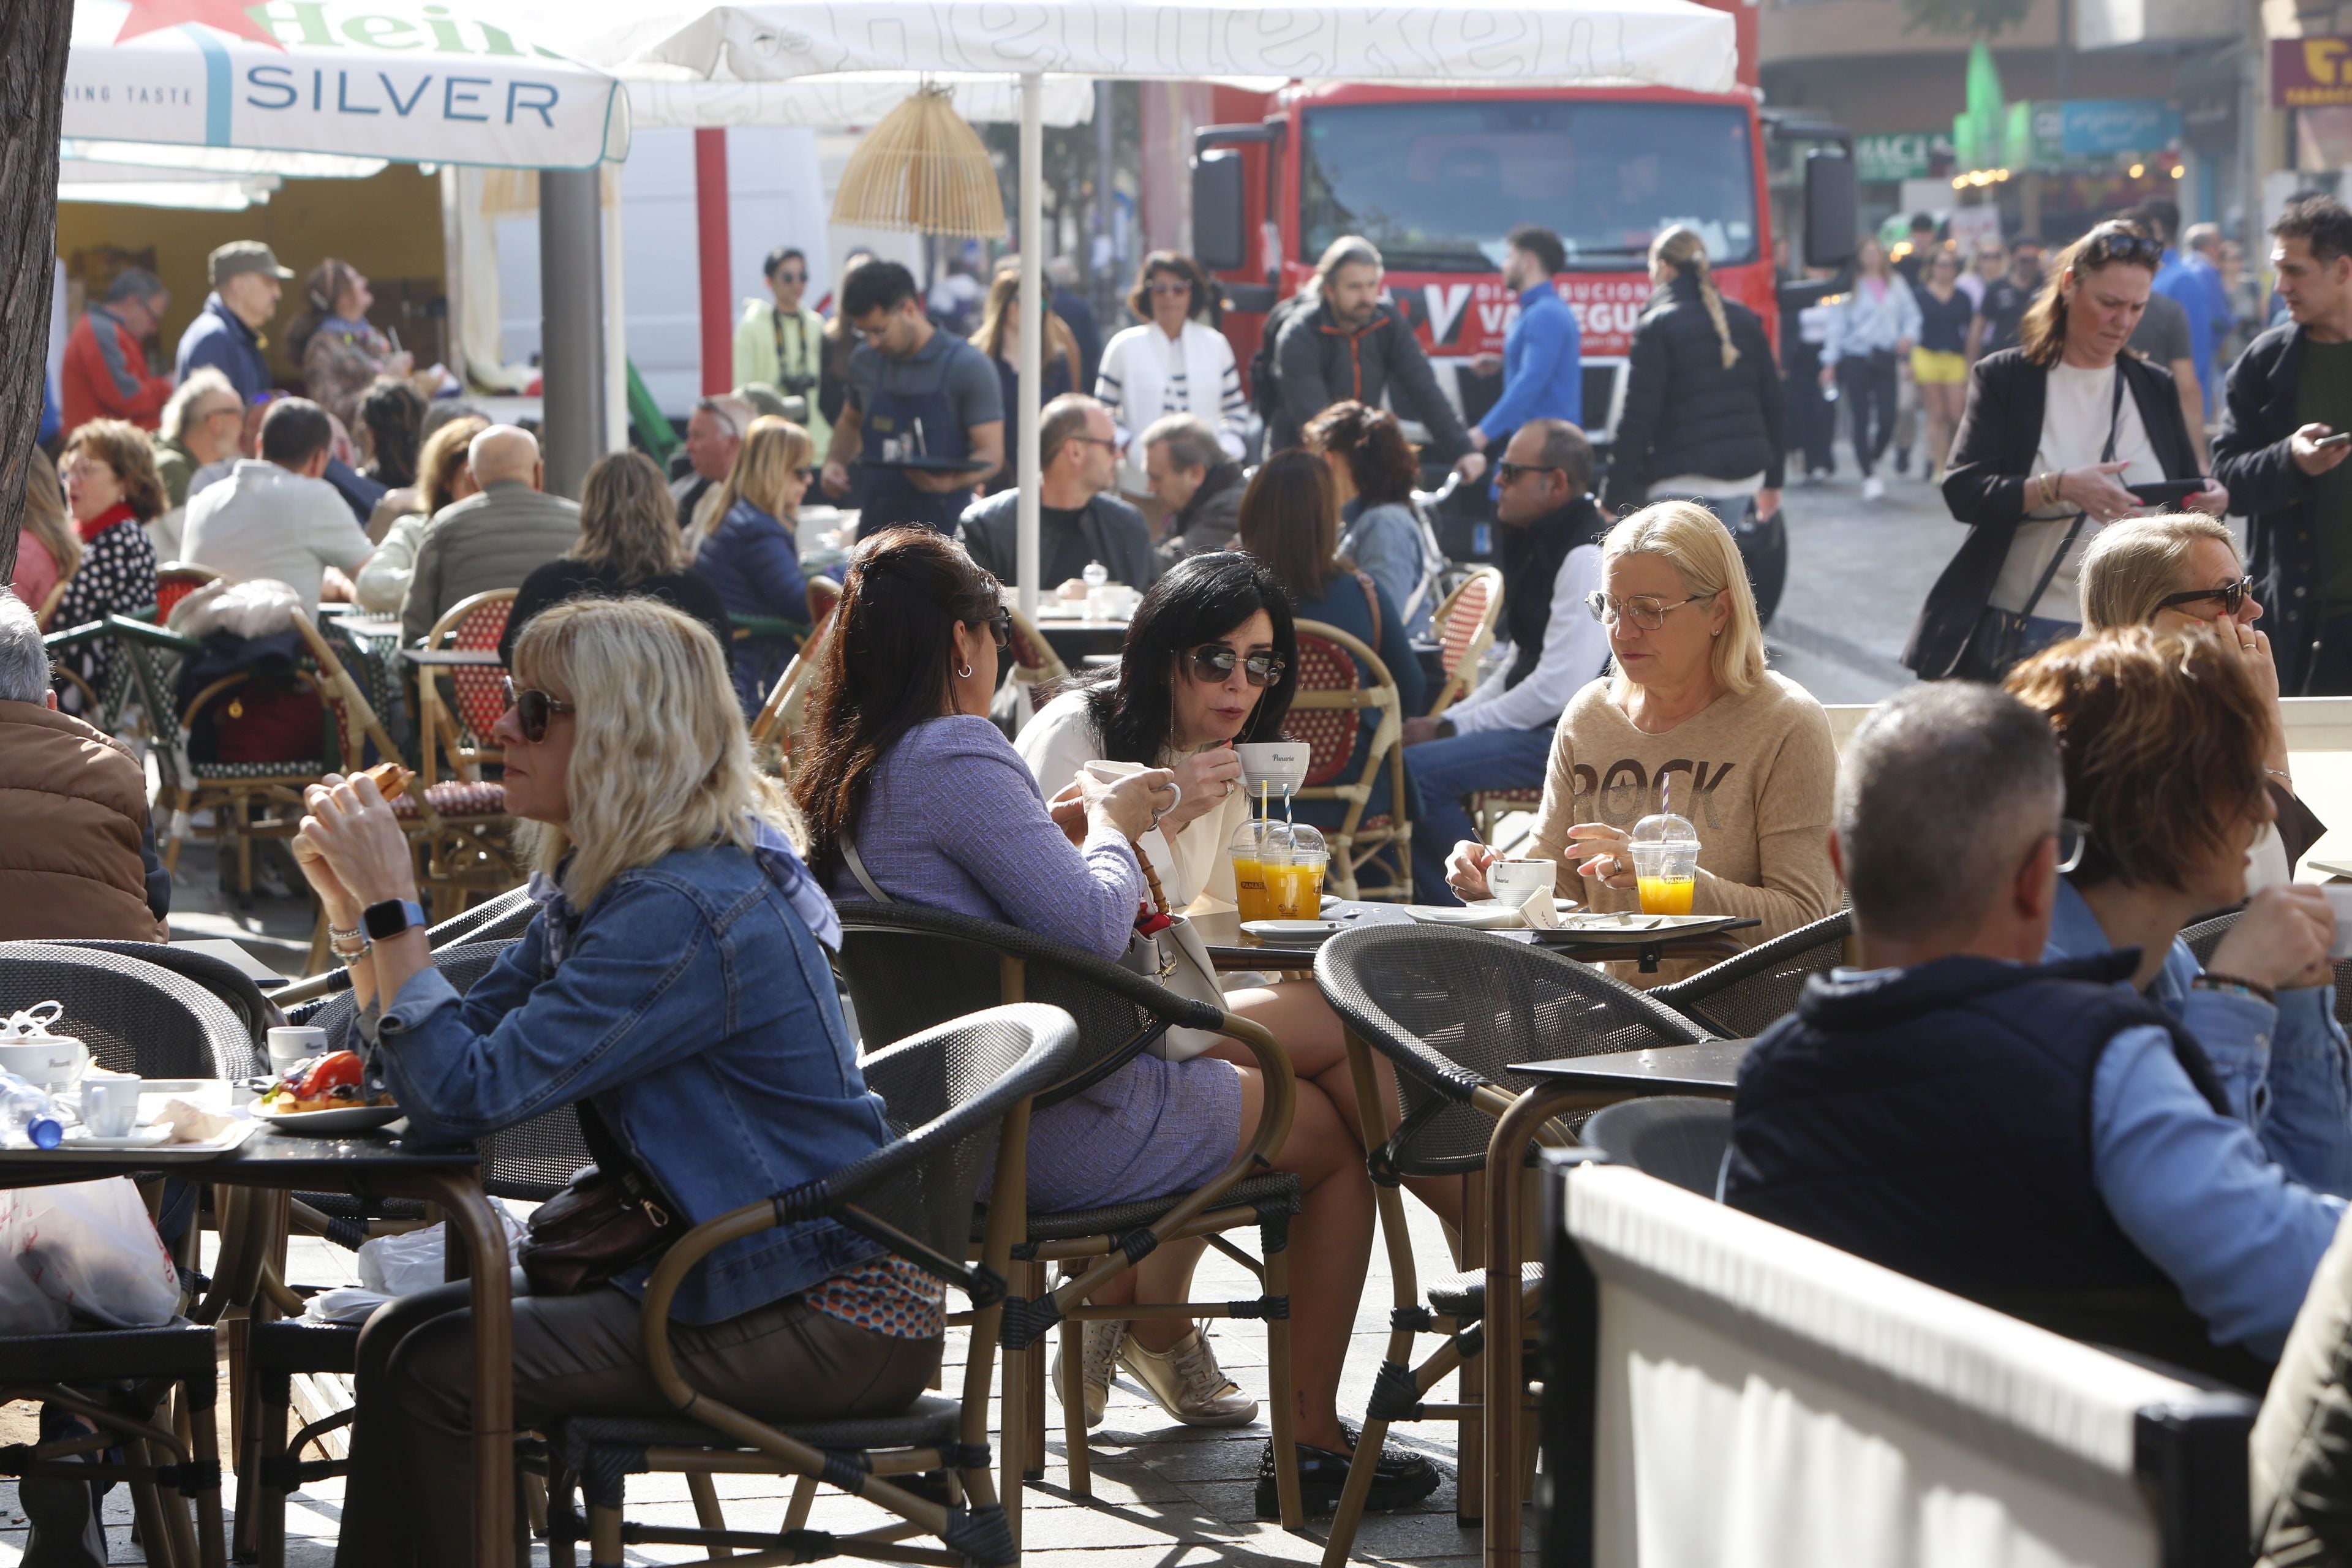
[[2125, 478, 2204, 508], [2316, 431, 2352, 451]]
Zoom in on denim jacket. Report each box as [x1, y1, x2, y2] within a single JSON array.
[[2046, 878, 2352, 1197], [372, 840, 892, 1324]]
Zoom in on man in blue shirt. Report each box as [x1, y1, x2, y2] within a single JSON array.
[[2139, 200, 2223, 421], [1468, 224, 1580, 457], [1726, 683, 2342, 1381], [174, 241, 292, 405]]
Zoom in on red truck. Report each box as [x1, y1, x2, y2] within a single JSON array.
[[1189, 10, 1855, 460]]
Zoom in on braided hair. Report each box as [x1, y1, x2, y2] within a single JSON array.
[[1650, 227, 1738, 370]]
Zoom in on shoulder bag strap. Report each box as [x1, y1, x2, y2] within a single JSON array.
[[572, 1097, 675, 1217], [839, 826, 893, 904], [2018, 369, 2130, 624]]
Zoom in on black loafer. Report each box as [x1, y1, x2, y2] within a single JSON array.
[[1254, 1431, 1442, 1518]]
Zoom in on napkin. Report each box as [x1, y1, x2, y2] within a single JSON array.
[[152, 1098, 236, 1144]]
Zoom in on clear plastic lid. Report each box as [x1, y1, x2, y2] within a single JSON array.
[[1232, 820, 1327, 860], [1630, 810, 1699, 849]]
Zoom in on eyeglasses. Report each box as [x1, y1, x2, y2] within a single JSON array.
[[2054, 818, 2090, 875], [2155, 576, 2254, 617], [1148, 280, 1194, 296], [774, 271, 807, 284], [984, 607, 1012, 653], [501, 678, 576, 743], [1183, 644, 1286, 687], [2078, 225, 2164, 268], [1494, 461, 1562, 486], [1585, 591, 1714, 630]]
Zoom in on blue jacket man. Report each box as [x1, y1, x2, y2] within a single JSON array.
[[1468, 225, 1581, 453], [174, 240, 292, 404]]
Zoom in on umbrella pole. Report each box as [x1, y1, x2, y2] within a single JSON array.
[[1017, 72, 1043, 621]]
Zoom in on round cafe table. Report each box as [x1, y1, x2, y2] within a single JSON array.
[[1189, 900, 1756, 974]]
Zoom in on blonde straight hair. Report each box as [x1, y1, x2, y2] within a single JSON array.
[[710, 415, 815, 532], [1650, 226, 1738, 369], [2078, 513, 2239, 630], [1602, 500, 1768, 699], [510, 597, 789, 908]]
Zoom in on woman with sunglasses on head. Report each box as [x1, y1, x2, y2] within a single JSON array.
[[1444, 502, 1841, 981], [2006, 627, 2352, 1199], [1095, 252, 1248, 511], [796, 528, 1433, 1516], [695, 414, 816, 713], [288, 598, 943, 1568], [1908, 220, 2229, 682], [501, 450, 733, 664], [2079, 513, 2325, 878]]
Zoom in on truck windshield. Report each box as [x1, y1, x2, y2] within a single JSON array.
[[1299, 100, 1758, 273]]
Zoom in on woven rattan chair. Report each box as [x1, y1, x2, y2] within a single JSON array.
[[1310, 922, 1707, 1561], [153, 562, 221, 624], [415, 589, 515, 788], [1289, 618, 1412, 900], [1423, 567, 1502, 719], [1581, 1096, 1733, 1197], [831, 902, 1307, 1529], [1649, 909, 1852, 1040], [546, 1003, 1079, 1568]]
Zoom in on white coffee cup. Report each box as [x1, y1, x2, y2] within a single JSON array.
[[80, 1073, 143, 1139], [268, 1025, 330, 1076], [1234, 741, 1310, 799], [0, 1033, 89, 1092], [1488, 858, 1559, 911]]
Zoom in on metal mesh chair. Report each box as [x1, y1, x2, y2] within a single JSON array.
[[270, 886, 541, 1014], [1309, 922, 1707, 1558], [547, 1003, 1079, 1568], [1581, 1096, 1733, 1198], [832, 902, 1306, 1528], [50, 941, 282, 1052], [1649, 909, 1852, 1040], [2181, 910, 2238, 968], [0, 943, 260, 1080]]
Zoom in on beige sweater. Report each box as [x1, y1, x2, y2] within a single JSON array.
[[1525, 671, 1843, 960]]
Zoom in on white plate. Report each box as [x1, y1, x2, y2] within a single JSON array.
[[1242, 919, 1342, 945], [1403, 902, 1529, 929], [255, 1104, 405, 1137], [60, 1125, 173, 1150]]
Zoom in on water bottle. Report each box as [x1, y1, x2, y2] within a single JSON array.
[[1, 1074, 63, 1150]]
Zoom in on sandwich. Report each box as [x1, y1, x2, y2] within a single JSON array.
[[358, 761, 413, 799]]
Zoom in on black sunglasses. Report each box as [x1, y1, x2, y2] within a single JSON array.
[[2155, 576, 2254, 617], [1183, 644, 1285, 687], [984, 607, 1012, 653], [1495, 461, 1563, 486], [501, 678, 575, 743], [2078, 225, 2164, 268], [774, 270, 807, 284]]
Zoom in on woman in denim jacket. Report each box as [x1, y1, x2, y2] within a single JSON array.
[[291, 597, 938, 1568]]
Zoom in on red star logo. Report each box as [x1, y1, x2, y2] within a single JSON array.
[[114, 0, 284, 48]]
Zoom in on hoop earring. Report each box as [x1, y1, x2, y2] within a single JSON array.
[[957, 661, 974, 679]]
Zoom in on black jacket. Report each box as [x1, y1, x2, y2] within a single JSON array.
[[1270, 298, 1471, 461], [956, 488, 1158, 592], [2214, 322, 2328, 692], [1604, 274, 1786, 514], [1903, 349, 2201, 679]]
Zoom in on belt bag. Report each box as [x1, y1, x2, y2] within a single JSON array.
[[519, 1101, 679, 1297]]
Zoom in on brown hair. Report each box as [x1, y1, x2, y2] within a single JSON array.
[[1237, 447, 1344, 603], [20, 449, 79, 584], [2016, 221, 2162, 370], [971, 269, 1080, 391], [573, 451, 685, 584], [417, 413, 489, 515], [62, 420, 167, 522], [2003, 626, 2271, 891], [2076, 513, 2238, 631], [1303, 401, 1419, 507], [1124, 251, 1215, 324]]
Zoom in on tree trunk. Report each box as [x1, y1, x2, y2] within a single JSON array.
[[0, 1, 70, 590]]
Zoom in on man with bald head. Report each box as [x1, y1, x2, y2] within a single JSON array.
[[401, 424, 580, 644]]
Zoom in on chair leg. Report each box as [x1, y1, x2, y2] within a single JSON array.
[[127, 1450, 178, 1568], [1058, 1313, 1091, 1498], [1022, 1268, 1048, 1480], [1264, 1237, 1303, 1530], [782, 1474, 818, 1533], [682, 1470, 731, 1557], [185, 1392, 227, 1568], [999, 1260, 1033, 1545], [254, 1363, 292, 1568], [1458, 1167, 1488, 1529], [587, 1502, 625, 1568]]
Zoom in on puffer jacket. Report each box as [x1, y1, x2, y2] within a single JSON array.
[[1270, 298, 1472, 461], [1604, 273, 1786, 514], [0, 699, 167, 942]]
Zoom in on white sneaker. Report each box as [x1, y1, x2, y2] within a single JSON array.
[[1052, 1318, 1123, 1429], [1862, 475, 1885, 503], [1119, 1325, 1259, 1427]]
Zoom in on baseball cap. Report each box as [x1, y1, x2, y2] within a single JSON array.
[[209, 241, 295, 287]]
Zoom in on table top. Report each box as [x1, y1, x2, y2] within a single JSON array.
[[1190, 903, 1757, 970], [1508, 1038, 1752, 1096], [0, 1125, 480, 1188], [335, 616, 405, 641]]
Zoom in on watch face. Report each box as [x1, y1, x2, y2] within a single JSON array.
[[363, 900, 423, 941]]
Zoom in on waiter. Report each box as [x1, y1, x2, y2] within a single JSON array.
[[820, 260, 1005, 533]]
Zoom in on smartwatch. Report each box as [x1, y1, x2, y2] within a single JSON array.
[[362, 899, 429, 942]]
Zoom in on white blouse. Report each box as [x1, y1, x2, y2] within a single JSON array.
[[1095, 320, 1248, 496]]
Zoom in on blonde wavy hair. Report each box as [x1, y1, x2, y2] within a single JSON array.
[[1651, 226, 1739, 370], [2077, 513, 2238, 630], [710, 415, 815, 530], [1602, 500, 1768, 699], [509, 597, 789, 908]]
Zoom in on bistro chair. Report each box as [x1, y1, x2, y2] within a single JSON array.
[[51, 941, 282, 1053], [1310, 922, 1708, 1562], [1288, 619, 1412, 900], [39, 617, 119, 728], [268, 884, 541, 1012], [1005, 605, 1070, 710], [2181, 909, 2238, 968], [831, 902, 1307, 1530], [545, 1003, 1079, 1568], [748, 588, 842, 764], [1423, 566, 1502, 719], [1649, 908, 1852, 1040], [0, 942, 260, 1082], [153, 562, 222, 624], [415, 589, 514, 788], [1581, 1096, 1734, 1197]]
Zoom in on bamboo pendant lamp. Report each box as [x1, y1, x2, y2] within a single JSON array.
[[830, 84, 1006, 238]]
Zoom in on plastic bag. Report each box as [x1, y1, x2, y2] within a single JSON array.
[[356, 1207, 529, 1297], [0, 1178, 181, 1330]]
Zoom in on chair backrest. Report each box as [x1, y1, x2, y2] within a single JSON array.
[[430, 886, 540, 949], [52, 941, 281, 1049], [1314, 922, 1708, 1175], [1650, 910, 1852, 1041], [0, 942, 262, 1079], [2180, 910, 2237, 968], [749, 615, 832, 754], [481, 1102, 594, 1203], [1287, 619, 1401, 793], [834, 902, 1220, 1110], [296, 938, 521, 1049], [421, 590, 516, 783], [1427, 566, 1503, 718], [1582, 1096, 1733, 1198], [805, 575, 842, 627], [1006, 606, 1070, 693], [33, 579, 69, 632], [154, 563, 222, 623]]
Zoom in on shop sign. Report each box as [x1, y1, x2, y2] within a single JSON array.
[[2275, 38, 2352, 109], [2052, 99, 2182, 157], [1856, 131, 1951, 184]]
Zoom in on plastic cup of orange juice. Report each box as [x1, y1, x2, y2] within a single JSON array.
[[1229, 820, 1273, 924]]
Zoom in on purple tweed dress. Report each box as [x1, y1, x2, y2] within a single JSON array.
[[832, 716, 1241, 1212]]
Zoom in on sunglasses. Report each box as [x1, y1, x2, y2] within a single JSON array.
[[2055, 818, 2089, 875], [2156, 576, 2254, 617], [981, 607, 1012, 653], [501, 678, 576, 743], [1183, 644, 1285, 687], [1148, 279, 1194, 296], [774, 271, 807, 284], [1585, 591, 1714, 630], [1495, 461, 1562, 486], [2078, 226, 2164, 268]]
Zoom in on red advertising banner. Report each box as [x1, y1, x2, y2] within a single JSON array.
[[2275, 37, 2352, 109]]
